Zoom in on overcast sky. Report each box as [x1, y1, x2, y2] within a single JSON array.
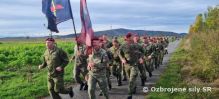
[[0, 0, 218, 38]]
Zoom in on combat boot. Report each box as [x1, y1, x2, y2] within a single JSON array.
[[83, 83, 88, 90], [141, 78, 145, 86], [108, 84, 112, 90], [69, 87, 74, 98], [127, 95, 132, 99], [79, 83, 85, 90], [149, 72, 152, 77]]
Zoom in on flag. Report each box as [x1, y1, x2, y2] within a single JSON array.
[[79, 0, 94, 47], [42, 0, 73, 33]]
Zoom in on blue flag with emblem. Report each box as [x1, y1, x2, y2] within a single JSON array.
[[42, 0, 73, 33]]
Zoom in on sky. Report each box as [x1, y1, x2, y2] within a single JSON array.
[[0, 0, 218, 38]]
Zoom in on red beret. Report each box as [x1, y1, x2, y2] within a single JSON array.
[[126, 32, 132, 38], [99, 38, 104, 42], [143, 36, 147, 39], [46, 38, 55, 42], [92, 37, 99, 41]]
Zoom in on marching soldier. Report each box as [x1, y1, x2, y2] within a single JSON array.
[[109, 38, 122, 86], [164, 37, 169, 54], [87, 37, 109, 99], [101, 35, 113, 90], [72, 39, 88, 90], [160, 38, 166, 64], [133, 34, 147, 86], [38, 38, 74, 99], [119, 33, 144, 99], [153, 38, 161, 69], [142, 37, 153, 77]]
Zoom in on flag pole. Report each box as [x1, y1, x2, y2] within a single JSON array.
[[68, 0, 79, 50], [43, 24, 53, 38], [50, 31, 53, 38]]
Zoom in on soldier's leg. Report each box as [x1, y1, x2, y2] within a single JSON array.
[[112, 65, 117, 77], [112, 64, 120, 85], [152, 58, 156, 69], [117, 64, 122, 86], [138, 64, 146, 86], [106, 67, 112, 90], [166, 48, 168, 54], [122, 64, 127, 81], [128, 67, 138, 95], [88, 75, 97, 99], [154, 56, 159, 69], [74, 66, 84, 86], [48, 77, 61, 99], [82, 66, 89, 90], [159, 51, 163, 64], [158, 53, 161, 67], [99, 66, 111, 96], [145, 61, 152, 77], [125, 65, 131, 79], [124, 65, 132, 94], [148, 58, 154, 72], [98, 77, 109, 99], [162, 50, 165, 60], [54, 76, 71, 94]]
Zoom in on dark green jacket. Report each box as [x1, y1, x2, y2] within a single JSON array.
[[41, 47, 69, 77]]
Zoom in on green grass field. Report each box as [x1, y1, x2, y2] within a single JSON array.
[[0, 39, 75, 98]]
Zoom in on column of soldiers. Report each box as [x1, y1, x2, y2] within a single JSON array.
[[39, 33, 169, 99]]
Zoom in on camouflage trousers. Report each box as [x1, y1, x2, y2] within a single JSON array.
[[137, 63, 147, 81], [122, 64, 127, 80], [106, 67, 111, 87], [111, 63, 122, 84], [48, 76, 71, 99], [74, 63, 88, 84], [88, 74, 109, 99], [154, 55, 160, 69], [124, 64, 139, 95], [159, 50, 164, 64], [145, 59, 154, 72]]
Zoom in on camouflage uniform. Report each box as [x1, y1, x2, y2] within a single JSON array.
[[164, 38, 169, 54], [152, 42, 159, 69], [39, 46, 72, 99], [73, 44, 88, 90], [143, 42, 154, 74], [154, 41, 162, 69], [119, 43, 143, 95], [134, 42, 147, 86], [102, 40, 113, 89], [109, 45, 122, 86], [159, 41, 165, 64], [87, 48, 109, 99]]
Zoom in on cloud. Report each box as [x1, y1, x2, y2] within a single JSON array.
[[0, 0, 218, 37]]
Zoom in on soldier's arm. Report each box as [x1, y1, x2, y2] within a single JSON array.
[[108, 49, 114, 65], [150, 46, 155, 57], [102, 51, 109, 63], [119, 49, 125, 60], [118, 46, 125, 60], [39, 56, 47, 69], [71, 45, 78, 62], [60, 49, 69, 68], [139, 45, 145, 58]]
